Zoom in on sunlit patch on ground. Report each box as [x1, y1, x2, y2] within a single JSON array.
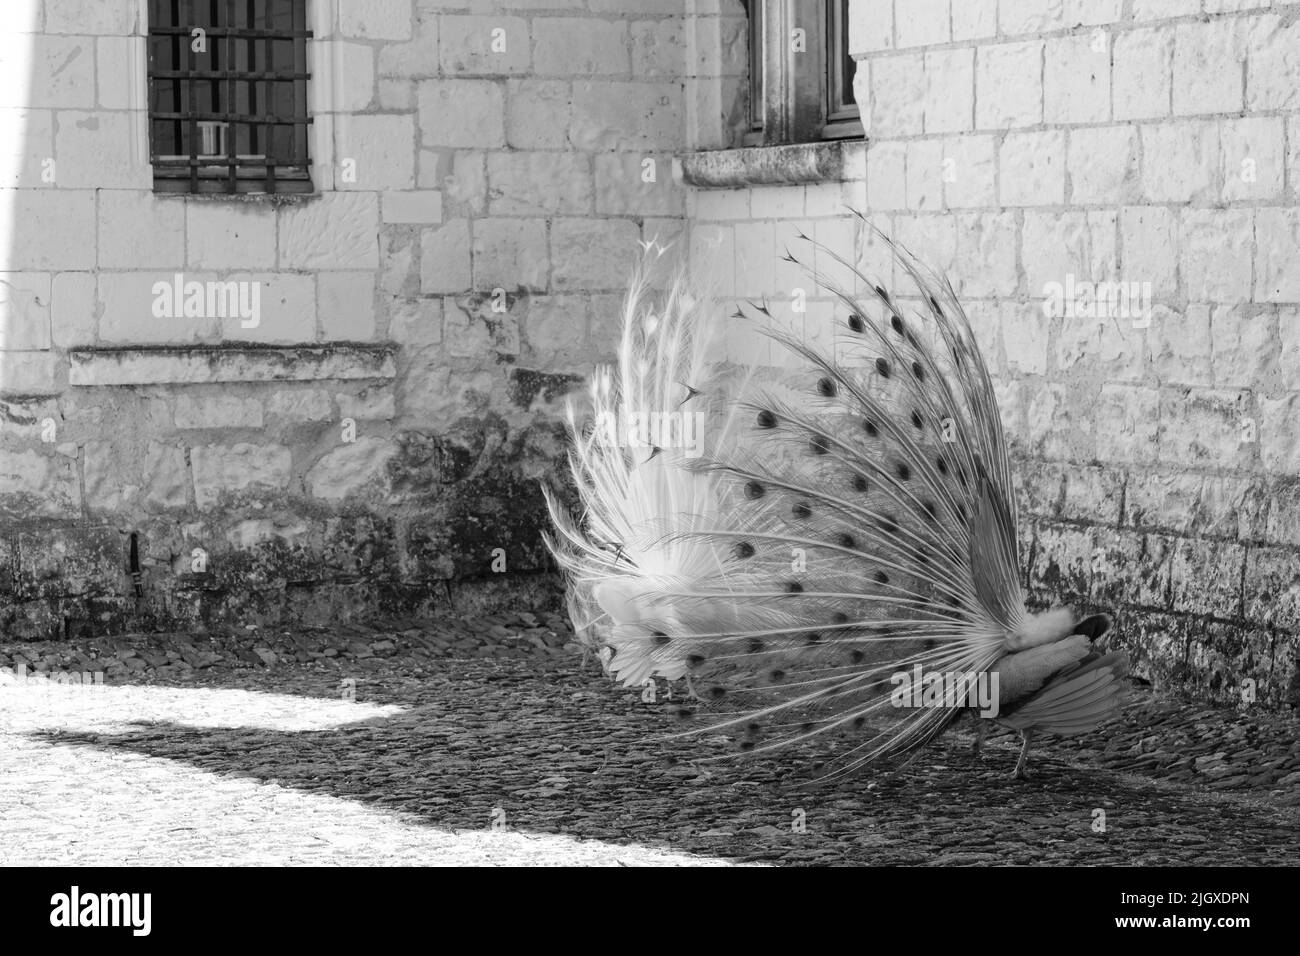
[[0, 674, 404, 734], [0, 679, 743, 866]]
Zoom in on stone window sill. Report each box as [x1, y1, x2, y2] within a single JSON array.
[[69, 345, 396, 387], [155, 192, 319, 206], [677, 139, 867, 189]]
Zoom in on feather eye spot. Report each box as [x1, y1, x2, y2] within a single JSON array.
[[817, 377, 837, 397], [734, 541, 756, 559], [832, 612, 850, 625], [652, 631, 671, 646], [936, 457, 948, 476], [895, 462, 911, 481], [675, 708, 695, 720], [875, 357, 891, 378], [912, 361, 924, 382], [873, 571, 889, 585], [744, 481, 766, 499], [837, 532, 856, 548], [922, 501, 937, 523], [853, 715, 867, 729], [746, 722, 762, 734], [748, 638, 765, 653], [687, 654, 706, 668], [850, 650, 866, 664], [874, 285, 890, 303], [805, 632, 824, 646], [910, 410, 923, 430], [847, 313, 865, 332], [929, 294, 942, 316], [851, 474, 868, 493], [791, 501, 812, 520], [756, 409, 777, 428], [810, 434, 830, 456], [879, 516, 899, 536], [740, 741, 756, 751], [709, 686, 727, 700], [890, 315, 904, 336], [785, 581, 804, 593], [770, 669, 786, 682], [863, 419, 879, 438]]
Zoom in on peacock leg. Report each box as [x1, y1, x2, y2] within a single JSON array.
[[971, 718, 985, 758], [1012, 730, 1033, 779]]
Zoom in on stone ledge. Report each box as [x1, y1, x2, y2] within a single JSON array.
[[155, 191, 319, 206], [69, 345, 397, 387], [676, 139, 867, 189]]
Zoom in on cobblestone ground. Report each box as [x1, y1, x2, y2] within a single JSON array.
[[1, 611, 1297, 866]]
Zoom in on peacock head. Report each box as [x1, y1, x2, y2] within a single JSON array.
[[1072, 612, 1114, 643], [1008, 606, 1115, 651]]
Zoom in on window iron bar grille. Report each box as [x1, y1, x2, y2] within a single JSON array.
[[147, 0, 313, 194]]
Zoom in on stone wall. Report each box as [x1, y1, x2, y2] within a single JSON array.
[[0, 0, 749, 638], [685, 0, 1300, 706]]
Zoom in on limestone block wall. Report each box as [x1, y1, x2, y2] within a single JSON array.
[[0, 0, 747, 638], [686, 0, 1300, 706]]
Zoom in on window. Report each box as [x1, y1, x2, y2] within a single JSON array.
[[824, 0, 859, 138], [743, 0, 864, 146], [148, 0, 314, 195]]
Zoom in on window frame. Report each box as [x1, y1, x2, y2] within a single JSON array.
[[743, 0, 864, 148], [147, 0, 315, 196], [823, 0, 862, 139]]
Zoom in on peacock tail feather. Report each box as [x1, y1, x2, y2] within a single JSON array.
[[545, 218, 1126, 776]]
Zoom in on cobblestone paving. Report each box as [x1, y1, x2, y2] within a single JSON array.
[[1, 612, 1297, 866]]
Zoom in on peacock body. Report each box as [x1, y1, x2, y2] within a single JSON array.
[[544, 217, 1127, 778]]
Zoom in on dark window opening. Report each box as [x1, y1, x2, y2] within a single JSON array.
[[747, 0, 765, 137], [148, 0, 314, 195]]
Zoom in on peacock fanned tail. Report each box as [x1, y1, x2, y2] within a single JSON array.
[[546, 217, 1126, 776]]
